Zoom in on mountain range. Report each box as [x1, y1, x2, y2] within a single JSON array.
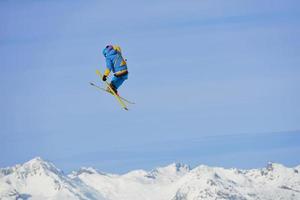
[[1, 157, 299, 200]]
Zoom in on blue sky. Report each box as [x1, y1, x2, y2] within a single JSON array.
[[1, 0, 300, 173]]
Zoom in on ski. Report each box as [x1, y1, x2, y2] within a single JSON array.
[[89, 82, 135, 105], [95, 69, 129, 111]]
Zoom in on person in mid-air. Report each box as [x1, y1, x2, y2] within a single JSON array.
[[102, 45, 128, 95]]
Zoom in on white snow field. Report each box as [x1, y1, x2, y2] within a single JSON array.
[[0, 157, 299, 200]]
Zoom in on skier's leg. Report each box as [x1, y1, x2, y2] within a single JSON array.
[[111, 74, 128, 90], [108, 82, 118, 94], [107, 77, 122, 95]]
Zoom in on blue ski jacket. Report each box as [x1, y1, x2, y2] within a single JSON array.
[[103, 46, 128, 77]]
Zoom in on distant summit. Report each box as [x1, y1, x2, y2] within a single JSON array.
[[1, 157, 62, 178]]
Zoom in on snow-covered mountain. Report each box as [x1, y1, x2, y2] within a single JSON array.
[[1, 158, 300, 200], [0, 157, 104, 200]]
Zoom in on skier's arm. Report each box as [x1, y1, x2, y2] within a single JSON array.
[[104, 57, 113, 76]]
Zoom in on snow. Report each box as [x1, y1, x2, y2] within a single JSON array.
[[1, 157, 300, 200]]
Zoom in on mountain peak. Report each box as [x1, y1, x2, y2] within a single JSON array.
[[23, 157, 62, 174], [71, 167, 101, 177], [25, 157, 45, 166], [0, 157, 63, 178], [266, 162, 286, 171], [165, 162, 191, 172], [153, 162, 190, 174], [145, 162, 190, 180]]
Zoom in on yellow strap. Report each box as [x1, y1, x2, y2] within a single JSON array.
[[114, 69, 128, 76], [113, 45, 122, 52]]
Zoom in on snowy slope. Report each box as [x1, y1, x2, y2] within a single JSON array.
[[70, 163, 190, 200], [1, 158, 300, 200]]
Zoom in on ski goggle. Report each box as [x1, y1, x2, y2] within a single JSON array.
[[106, 45, 113, 50]]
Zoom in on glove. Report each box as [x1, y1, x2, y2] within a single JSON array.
[[102, 75, 107, 81]]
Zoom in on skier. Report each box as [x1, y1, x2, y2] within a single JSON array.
[[102, 45, 128, 95]]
